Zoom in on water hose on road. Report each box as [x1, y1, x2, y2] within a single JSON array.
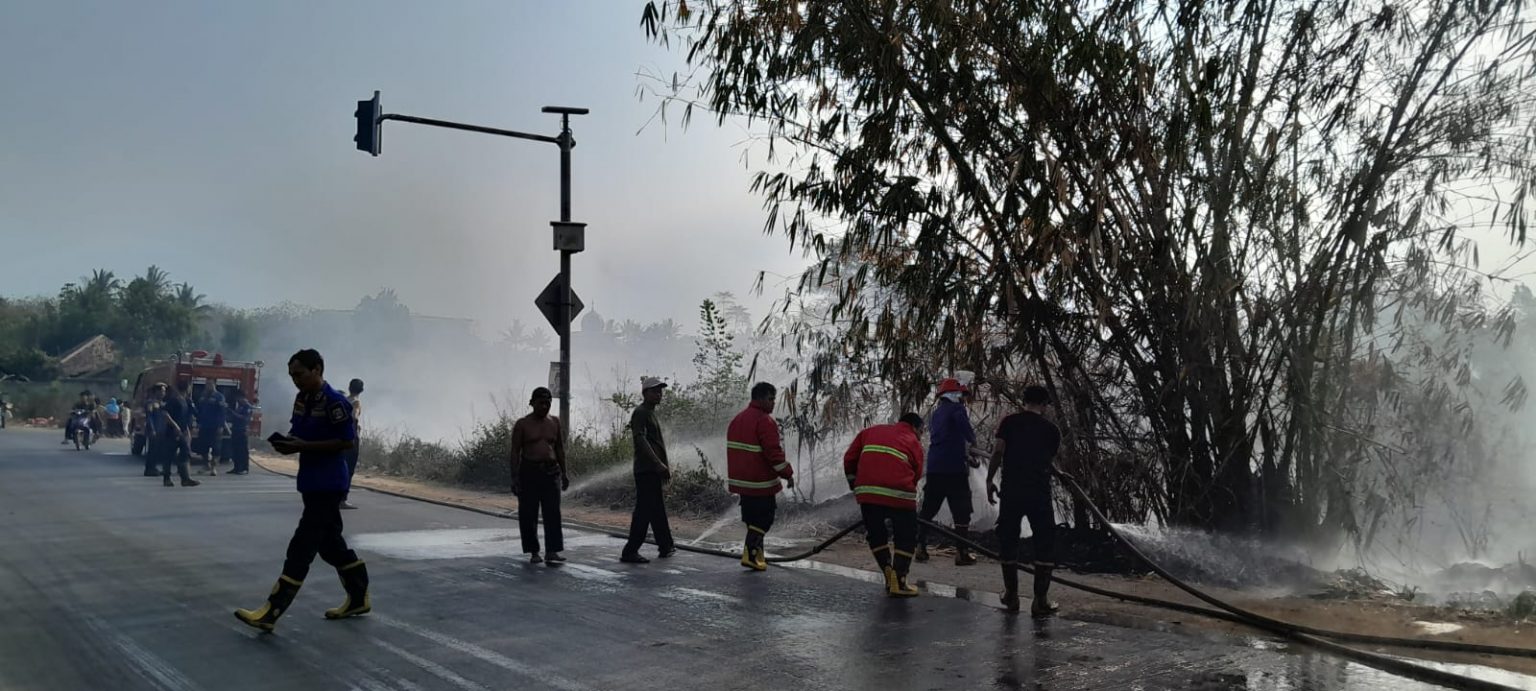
[[913, 471, 1532, 691], [251, 457, 1527, 689], [249, 457, 861, 563]]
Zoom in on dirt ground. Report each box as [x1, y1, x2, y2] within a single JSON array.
[[252, 453, 1536, 676]]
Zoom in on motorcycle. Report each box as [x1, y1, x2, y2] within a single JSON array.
[[70, 410, 94, 450]]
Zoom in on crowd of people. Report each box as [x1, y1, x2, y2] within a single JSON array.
[[220, 347, 1063, 631]]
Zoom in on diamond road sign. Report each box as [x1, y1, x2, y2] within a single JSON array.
[[535, 273, 583, 331]]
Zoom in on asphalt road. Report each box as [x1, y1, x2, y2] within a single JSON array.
[[0, 428, 1503, 690]]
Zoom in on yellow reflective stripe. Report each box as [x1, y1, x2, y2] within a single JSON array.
[[747, 525, 767, 535], [726, 441, 763, 452], [728, 478, 782, 489], [862, 444, 908, 462], [771, 462, 790, 472], [893, 549, 914, 558], [855, 485, 918, 501], [870, 545, 891, 554]]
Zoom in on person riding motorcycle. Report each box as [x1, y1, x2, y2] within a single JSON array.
[[62, 391, 94, 445]]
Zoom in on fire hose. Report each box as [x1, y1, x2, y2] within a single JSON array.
[[254, 458, 1529, 690]]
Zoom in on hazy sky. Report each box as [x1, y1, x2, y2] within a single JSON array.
[[0, 1, 806, 335], [2, 1, 1529, 338]]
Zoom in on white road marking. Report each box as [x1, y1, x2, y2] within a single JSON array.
[[371, 638, 490, 691], [374, 614, 591, 691], [83, 617, 200, 691]]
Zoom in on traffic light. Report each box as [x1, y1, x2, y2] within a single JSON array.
[[354, 91, 381, 156]]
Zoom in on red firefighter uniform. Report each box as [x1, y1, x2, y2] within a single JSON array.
[[843, 420, 926, 596], [727, 403, 793, 570], [843, 423, 925, 510]]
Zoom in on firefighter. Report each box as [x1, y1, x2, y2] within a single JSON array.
[[226, 388, 253, 475], [141, 383, 166, 477], [235, 349, 369, 632], [916, 378, 981, 566], [158, 385, 200, 488], [510, 387, 568, 564], [195, 384, 226, 475], [844, 412, 926, 597], [726, 382, 794, 572], [986, 385, 1063, 617]]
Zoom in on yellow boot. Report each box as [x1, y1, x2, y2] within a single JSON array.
[[235, 575, 303, 632], [324, 561, 371, 620], [888, 549, 919, 597]]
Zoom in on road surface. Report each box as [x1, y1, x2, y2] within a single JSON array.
[[0, 428, 1508, 690]]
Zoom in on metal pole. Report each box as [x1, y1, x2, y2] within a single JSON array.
[[558, 115, 573, 448]]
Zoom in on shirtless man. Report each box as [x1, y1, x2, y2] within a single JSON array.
[[510, 387, 568, 564]]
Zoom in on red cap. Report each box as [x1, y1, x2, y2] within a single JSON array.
[[937, 378, 967, 395]]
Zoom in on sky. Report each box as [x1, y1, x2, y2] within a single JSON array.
[[0, 1, 807, 335]]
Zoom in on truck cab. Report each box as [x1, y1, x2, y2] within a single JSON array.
[[129, 351, 263, 457]]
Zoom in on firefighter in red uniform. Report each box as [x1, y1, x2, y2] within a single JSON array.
[[844, 412, 926, 597], [726, 382, 794, 571]]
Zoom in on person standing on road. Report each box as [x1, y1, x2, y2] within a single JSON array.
[[620, 377, 676, 564], [158, 384, 200, 488], [726, 382, 793, 572], [987, 385, 1063, 617], [339, 379, 365, 510], [844, 413, 926, 598], [511, 387, 568, 565], [235, 349, 369, 632], [226, 388, 253, 475], [141, 384, 166, 477], [195, 384, 226, 476], [916, 378, 980, 566]]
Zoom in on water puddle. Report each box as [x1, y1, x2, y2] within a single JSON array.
[[351, 528, 520, 560], [1411, 621, 1465, 635]]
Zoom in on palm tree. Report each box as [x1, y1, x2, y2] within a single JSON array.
[[84, 270, 121, 301], [174, 283, 210, 314]]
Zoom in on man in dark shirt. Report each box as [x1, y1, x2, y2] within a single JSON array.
[[621, 377, 675, 564], [226, 388, 253, 475], [195, 384, 226, 475], [511, 386, 568, 564], [158, 384, 200, 488], [141, 383, 166, 477], [987, 385, 1062, 617], [235, 349, 369, 632]]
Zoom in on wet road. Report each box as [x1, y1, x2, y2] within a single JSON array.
[[0, 429, 1493, 690]]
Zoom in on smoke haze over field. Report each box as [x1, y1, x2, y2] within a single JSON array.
[[4, 0, 1536, 588]]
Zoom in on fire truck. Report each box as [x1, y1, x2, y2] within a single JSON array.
[[129, 351, 264, 457]]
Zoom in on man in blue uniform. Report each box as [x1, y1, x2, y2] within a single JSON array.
[[235, 349, 371, 632], [226, 388, 253, 475], [195, 384, 226, 475], [158, 384, 200, 488], [916, 378, 980, 566]]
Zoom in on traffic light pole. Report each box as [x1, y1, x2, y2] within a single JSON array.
[[355, 92, 587, 449], [556, 113, 574, 450]]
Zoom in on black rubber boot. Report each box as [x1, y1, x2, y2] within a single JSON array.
[[953, 527, 977, 566], [325, 561, 371, 620], [235, 575, 303, 632], [1032, 564, 1059, 618], [1000, 562, 1020, 613]]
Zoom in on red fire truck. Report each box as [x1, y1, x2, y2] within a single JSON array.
[[129, 351, 264, 457]]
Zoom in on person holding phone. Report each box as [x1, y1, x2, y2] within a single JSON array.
[[234, 349, 370, 632]]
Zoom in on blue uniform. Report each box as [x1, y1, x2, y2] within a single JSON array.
[[925, 400, 975, 475], [290, 382, 356, 493]]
